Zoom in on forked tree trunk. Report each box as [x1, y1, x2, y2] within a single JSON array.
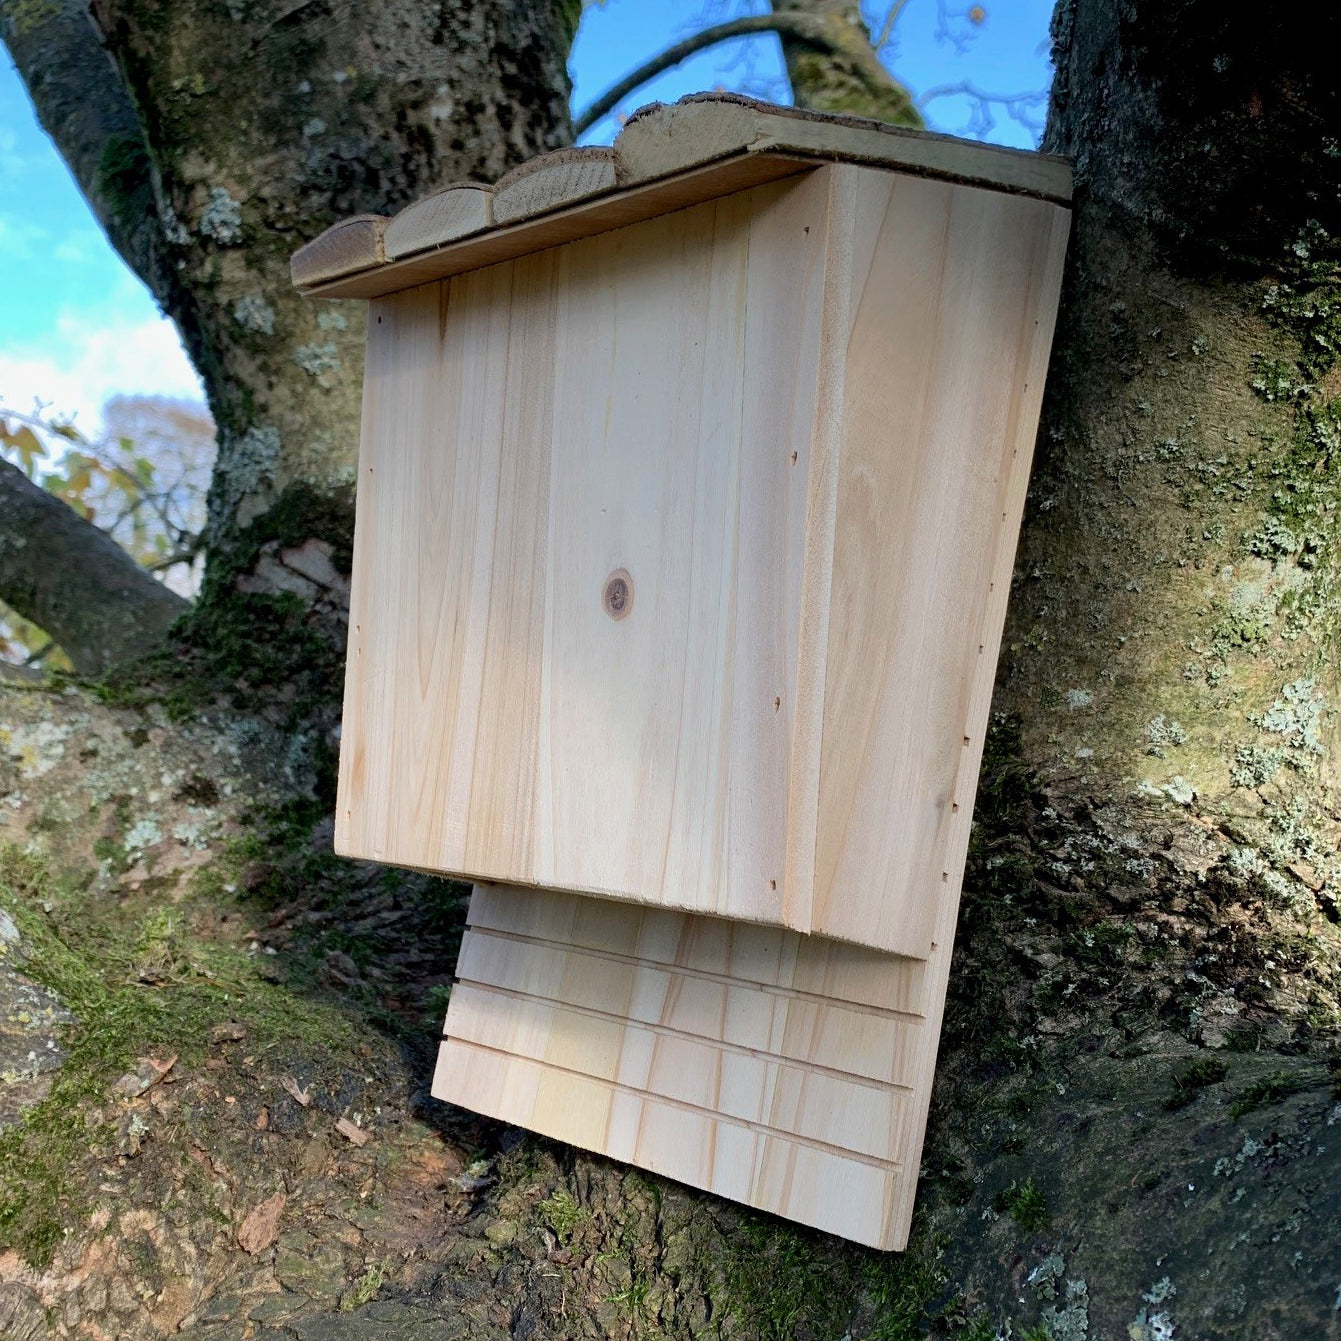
[[0, 0, 1338, 1331]]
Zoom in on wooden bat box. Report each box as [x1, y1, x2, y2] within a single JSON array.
[[294, 95, 1071, 1247]]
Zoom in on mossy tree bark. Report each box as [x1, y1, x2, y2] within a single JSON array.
[[0, 0, 1339, 1336], [792, 1, 1341, 1334], [899, 2, 1341, 1334], [770, 0, 920, 126]]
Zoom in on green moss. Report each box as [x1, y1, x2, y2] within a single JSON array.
[[538, 1186, 586, 1241], [1229, 1069, 1313, 1119], [1249, 353, 1309, 403], [860, 1234, 949, 1341], [992, 1178, 1049, 1233], [340, 1259, 388, 1310], [720, 1217, 858, 1340], [1163, 1057, 1229, 1110], [95, 133, 153, 231], [0, 845, 369, 1268], [0, 0, 61, 39], [94, 481, 354, 734]]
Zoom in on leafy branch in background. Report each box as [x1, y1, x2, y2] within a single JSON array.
[[0, 398, 213, 668]]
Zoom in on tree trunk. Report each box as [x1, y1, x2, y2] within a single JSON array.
[[4, 0, 579, 584], [770, 0, 920, 126], [906, 1, 1341, 1333], [1, 2, 1339, 1337], [790, 1, 1341, 1333]]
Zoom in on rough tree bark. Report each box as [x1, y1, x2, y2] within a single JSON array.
[[771, 0, 919, 126], [904, 1, 1341, 1333]]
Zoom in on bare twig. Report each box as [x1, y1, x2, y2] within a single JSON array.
[[934, 0, 985, 54], [875, 0, 913, 51], [918, 80, 1049, 141]]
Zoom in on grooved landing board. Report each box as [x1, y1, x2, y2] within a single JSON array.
[[335, 162, 1069, 956], [432, 883, 951, 1251]]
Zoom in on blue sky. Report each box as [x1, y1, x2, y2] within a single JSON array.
[[0, 0, 1053, 431]]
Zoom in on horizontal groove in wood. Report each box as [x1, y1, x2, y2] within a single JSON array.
[[436, 1033, 903, 1174], [432, 1036, 903, 1248], [464, 923, 926, 1026], [444, 981, 912, 1164], [454, 931, 921, 1091], [448, 974, 914, 1095], [469, 884, 929, 1016]]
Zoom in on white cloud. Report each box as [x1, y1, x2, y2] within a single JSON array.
[[52, 229, 103, 265], [0, 213, 46, 260], [0, 307, 204, 433]]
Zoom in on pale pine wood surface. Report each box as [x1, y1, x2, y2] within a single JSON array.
[[807, 170, 1072, 950], [615, 94, 1072, 203], [337, 164, 1068, 958], [433, 883, 927, 1248], [384, 184, 493, 259], [493, 147, 619, 224], [468, 883, 928, 1017], [339, 171, 841, 934], [303, 154, 815, 300], [290, 213, 387, 289]]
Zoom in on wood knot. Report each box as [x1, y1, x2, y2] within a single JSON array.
[[603, 569, 632, 620]]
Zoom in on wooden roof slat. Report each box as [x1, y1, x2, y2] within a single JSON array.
[[290, 213, 388, 290], [292, 93, 1071, 299], [492, 146, 618, 225], [383, 183, 493, 260]]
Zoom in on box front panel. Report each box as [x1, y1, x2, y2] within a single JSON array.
[[336, 172, 832, 927]]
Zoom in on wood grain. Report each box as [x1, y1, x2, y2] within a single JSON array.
[[337, 163, 1069, 958], [433, 883, 929, 1249], [301, 153, 814, 299], [290, 214, 387, 288], [807, 169, 1073, 951], [383, 184, 493, 259], [493, 146, 618, 224], [615, 93, 1072, 203], [339, 171, 855, 937], [293, 96, 1070, 296]]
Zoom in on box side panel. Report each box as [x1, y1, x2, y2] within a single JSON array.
[[434, 883, 923, 1250], [813, 170, 1070, 955], [882, 196, 1071, 1250]]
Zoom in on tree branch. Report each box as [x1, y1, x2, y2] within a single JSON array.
[[574, 13, 835, 137], [874, 0, 912, 51], [0, 0, 180, 316], [0, 459, 187, 674], [770, 1, 920, 128]]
